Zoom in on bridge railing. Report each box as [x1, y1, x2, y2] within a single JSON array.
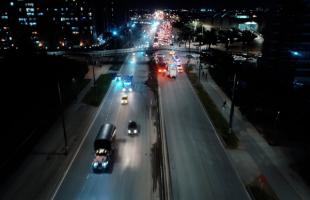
[[48, 46, 201, 57]]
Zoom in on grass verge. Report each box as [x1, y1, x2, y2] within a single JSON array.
[[186, 69, 239, 149], [82, 74, 114, 107]]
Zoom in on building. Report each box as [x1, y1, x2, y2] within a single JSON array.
[[92, 0, 128, 35], [260, 0, 310, 88], [0, 0, 39, 51], [0, 0, 95, 51], [213, 9, 263, 32], [0, 2, 14, 50], [41, 0, 95, 49]]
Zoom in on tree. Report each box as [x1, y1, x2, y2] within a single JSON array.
[[203, 28, 217, 49]]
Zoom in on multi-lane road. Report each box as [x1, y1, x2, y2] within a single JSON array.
[[158, 50, 250, 200], [53, 52, 157, 200]]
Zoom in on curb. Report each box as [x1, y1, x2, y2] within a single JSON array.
[[158, 87, 173, 200]]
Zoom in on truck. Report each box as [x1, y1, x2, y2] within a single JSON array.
[[166, 63, 177, 78], [122, 75, 133, 92], [92, 123, 116, 173]]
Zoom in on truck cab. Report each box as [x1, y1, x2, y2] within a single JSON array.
[[92, 123, 116, 173]]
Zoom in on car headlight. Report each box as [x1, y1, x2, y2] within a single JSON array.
[[122, 88, 126, 92], [93, 162, 98, 168], [129, 88, 133, 92], [103, 161, 109, 168], [128, 130, 131, 133], [134, 130, 137, 133]]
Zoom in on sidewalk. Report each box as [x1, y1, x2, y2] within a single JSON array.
[[0, 64, 111, 200], [192, 65, 310, 200]]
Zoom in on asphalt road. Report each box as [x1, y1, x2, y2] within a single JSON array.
[[54, 53, 157, 200], [157, 50, 250, 200]]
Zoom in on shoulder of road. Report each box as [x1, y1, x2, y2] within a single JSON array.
[[192, 63, 310, 200]]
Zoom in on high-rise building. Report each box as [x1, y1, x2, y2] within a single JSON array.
[[91, 0, 128, 35], [0, 0, 39, 50], [0, 0, 95, 51], [41, 0, 95, 49]]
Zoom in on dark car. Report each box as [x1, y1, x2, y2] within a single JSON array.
[[128, 121, 138, 135]]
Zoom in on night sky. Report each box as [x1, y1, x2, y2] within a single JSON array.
[[117, 0, 277, 9]]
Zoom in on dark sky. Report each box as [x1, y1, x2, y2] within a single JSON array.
[[118, 0, 276, 9]]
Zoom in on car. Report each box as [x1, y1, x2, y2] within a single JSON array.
[[115, 73, 122, 81], [128, 121, 138, 135], [121, 95, 128, 104], [177, 65, 183, 72]]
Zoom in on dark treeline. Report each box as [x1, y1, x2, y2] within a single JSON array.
[[0, 53, 88, 179]]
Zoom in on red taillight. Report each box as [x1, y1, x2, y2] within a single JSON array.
[[158, 69, 162, 72]]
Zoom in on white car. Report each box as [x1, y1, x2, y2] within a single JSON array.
[[121, 95, 128, 104], [177, 65, 183, 73]]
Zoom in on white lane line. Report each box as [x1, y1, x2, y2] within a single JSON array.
[[51, 56, 130, 200], [185, 74, 251, 199], [51, 84, 114, 200]]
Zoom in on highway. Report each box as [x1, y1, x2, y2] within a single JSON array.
[[157, 50, 250, 200], [53, 52, 157, 200]]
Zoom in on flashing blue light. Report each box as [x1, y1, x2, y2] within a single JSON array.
[[130, 58, 136, 64], [290, 50, 302, 57], [112, 30, 117, 36], [131, 24, 136, 28]]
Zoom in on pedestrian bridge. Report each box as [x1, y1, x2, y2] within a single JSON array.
[[47, 46, 201, 57]]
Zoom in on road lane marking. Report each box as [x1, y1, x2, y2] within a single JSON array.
[[51, 55, 130, 200]]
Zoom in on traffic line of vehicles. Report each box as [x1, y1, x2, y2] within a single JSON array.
[[154, 50, 183, 79], [153, 21, 173, 48], [92, 71, 139, 173]]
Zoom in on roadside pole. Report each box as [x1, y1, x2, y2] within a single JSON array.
[[229, 73, 237, 134], [57, 81, 68, 155]]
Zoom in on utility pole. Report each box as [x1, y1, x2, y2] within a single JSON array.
[[274, 111, 280, 129], [229, 73, 238, 134], [92, 60, 96, 87], [198, 58, 201, 81], [57, 81, 68, 155]]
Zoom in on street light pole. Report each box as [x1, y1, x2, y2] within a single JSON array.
[[229, 73, 238, 134], [198, 57, 201, 82], [57, 81, 68, 155], [92, 60, 96, 87], [274, 111, 280, 129]]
